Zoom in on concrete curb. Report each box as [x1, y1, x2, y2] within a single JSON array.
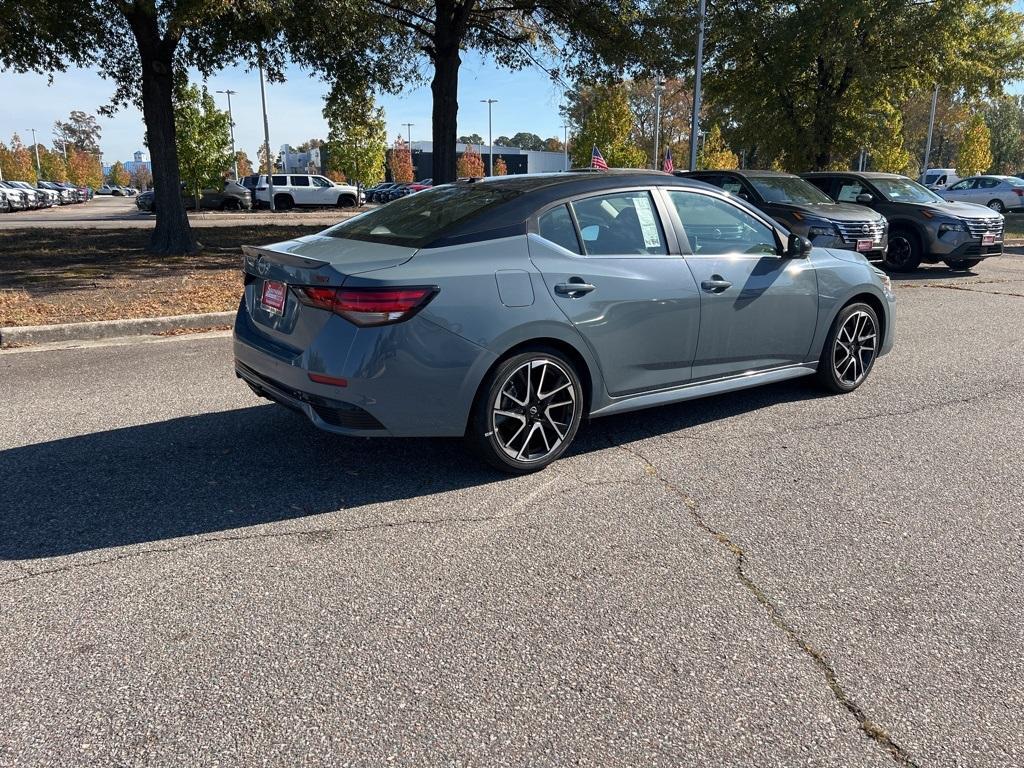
[[1, 311, 235, 348]]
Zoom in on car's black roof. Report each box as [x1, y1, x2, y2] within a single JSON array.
[[681, 169, 798, 179], [427, 170, 760, 248], [802, 171, 906, 180]]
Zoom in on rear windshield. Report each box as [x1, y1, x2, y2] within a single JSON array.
[[325, 184, 521, 247], [748, 175, 833, 204]]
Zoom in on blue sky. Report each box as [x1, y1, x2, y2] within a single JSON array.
[[0, 52, 569, 164]]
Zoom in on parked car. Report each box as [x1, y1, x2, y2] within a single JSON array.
[[37, 181, 76, 204], [939, 175, 1024, 214], [804, 172, 1003, 271], [96, 184, 118, 195], [250, 174, 362, 209], [136, 180, 253, 213], [921, 168, 960, 191], [0, 180, 41, 209], [384, 183, 414, 202], [233, 170, 894, 473], [0, 184, 29, 211], [680, 170, 888, 261], [7, 180, 57, 207], [363, 182, 397, 202]]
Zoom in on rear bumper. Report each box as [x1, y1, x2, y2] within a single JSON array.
[[232, 295, 494, 438]]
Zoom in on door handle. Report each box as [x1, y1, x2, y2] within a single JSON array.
[[701, 277, 732, 293], [555, 280, 596, 296]]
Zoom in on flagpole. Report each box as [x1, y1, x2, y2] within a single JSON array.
[[689, 0, 706, 171]]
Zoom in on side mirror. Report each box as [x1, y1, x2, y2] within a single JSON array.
[[786, 232, 812, 258], [856, 193, 873, 203]]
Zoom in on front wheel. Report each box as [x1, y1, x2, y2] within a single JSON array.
[[467, 349, 584, 474], [987, 199, 1006, 214], [883, 229, 921, 272], [816, 302, 881, 394], [336, 195, 356, 208]]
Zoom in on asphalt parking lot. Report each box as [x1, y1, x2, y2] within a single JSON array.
[[2, 255, 1022, 767], [0, 195, 364, 229]]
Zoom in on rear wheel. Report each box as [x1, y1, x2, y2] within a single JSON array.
[[274, 193, 293, 211], [467, 349, 584, 474], [816, 302, 880, 394], [987, 199, 1006, 214], [336, 194, 356, 208], [883, 229, 921, 272]]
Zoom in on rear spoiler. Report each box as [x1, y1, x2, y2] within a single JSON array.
[[241, 244, 329, 271]]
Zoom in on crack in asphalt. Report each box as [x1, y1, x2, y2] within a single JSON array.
[[607, 434, 921, 768], [0, 513, 514, 590], [918, 283, 1024, 299]]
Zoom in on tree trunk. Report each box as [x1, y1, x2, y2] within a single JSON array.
[[430, 44, 462, 184], [128, 13, 196, 255]]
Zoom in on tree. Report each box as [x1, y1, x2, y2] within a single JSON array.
[[458, 133, 484, 145], [257, 145, 274, 175], [39, 147, 68, 181], [457, 144, 485, 177], [2, 134, 38, 183], [324, 87, 387, 186], [706, 0, 1024, 170], [957, 114, 993, 176], [697, 125, 739, 170], [566, 81, 647, 168], [53, 110, 101, 156], [234, 151, 254, 178], [0, 0, 281, 254], [985, 95, 1024, 173], [108, 160, 130, 186], [493, 156, 508, 175], [628, 77, 692, 168], [543, 136, 564, 152], [66, 148, 103, 188], [175, 81, 232, 209], [295, 1, 661, 185], [388, 136, 414, 182], [503, 132, 544, 151], [131, 166, 153, 190]]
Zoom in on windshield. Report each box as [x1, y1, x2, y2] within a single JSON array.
[[326, 184, 521, 246], [748, 175, 834, 205], [871, 177, 945, 203], [923, 172, 943, 184]]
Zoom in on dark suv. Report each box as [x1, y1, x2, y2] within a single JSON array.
[[804, 172, 1003, 271], [680, 170, 888, 261]]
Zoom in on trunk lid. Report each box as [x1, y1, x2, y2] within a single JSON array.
[[240, 234, 418, 350]]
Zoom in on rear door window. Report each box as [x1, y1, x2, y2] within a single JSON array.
[[836, 179, 869, 202], [290, 176, 310, 187], [569, 191, 667, 256], [271, 175, 287, 186], [538, 204, 581, 254]]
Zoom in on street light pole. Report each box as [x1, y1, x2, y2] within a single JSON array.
[[217, 89, 239, 179], [481, 99, 498, 175], [688, 0, 706, 171], [258, 58, 275, 211], [28, 127, 42, 180], [923, 83, 939, 180], [561, 122, 570, 171], [402, 123, 414, 147], [653, 77, 666, 170]]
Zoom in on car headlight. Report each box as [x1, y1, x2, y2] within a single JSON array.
[[938, 220, 969, 234], [873, 267, 894, 299], [806, 221, 839, 238]]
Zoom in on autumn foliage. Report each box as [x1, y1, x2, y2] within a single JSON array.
[[388, 136, 414, 183], [457, 144, 485, 178]]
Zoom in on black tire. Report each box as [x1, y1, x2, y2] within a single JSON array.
[[816, 302, 881, 394], [987, 199, 1006, 214], [945, 258, 982, 271], [466, 348, 584, 474], [336, 194, 356, 208], [274, 194, 293, 211], [883, 228, 922, 272]]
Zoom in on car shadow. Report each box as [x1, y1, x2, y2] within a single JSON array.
[[1, 379, 824, 561], [887, 266, 981, 282]]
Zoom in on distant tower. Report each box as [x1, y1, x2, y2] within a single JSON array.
[[133, 150, 149, 163]]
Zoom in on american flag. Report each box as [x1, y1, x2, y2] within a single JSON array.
[[662, 147, 674, 173], [591, 145, 608, 170]]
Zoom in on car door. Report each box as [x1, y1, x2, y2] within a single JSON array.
[[661, 188, 818, 381], [311, 175, 336, 205], [527, 188, 701, 396], [944, 178, 976, 203], [287, 175, 312, 205]]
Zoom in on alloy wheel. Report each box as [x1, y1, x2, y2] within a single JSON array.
[[491, 358, 577, 464], [832, 310, 877, 387]]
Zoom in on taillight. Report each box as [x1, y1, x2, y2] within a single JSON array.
[[297, 286, 438, 326], [1014, 189, 1023, 197]]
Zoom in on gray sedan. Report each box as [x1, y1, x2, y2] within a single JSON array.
[[234, 171, 895, 473], [941, 175, 1024, 214]]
